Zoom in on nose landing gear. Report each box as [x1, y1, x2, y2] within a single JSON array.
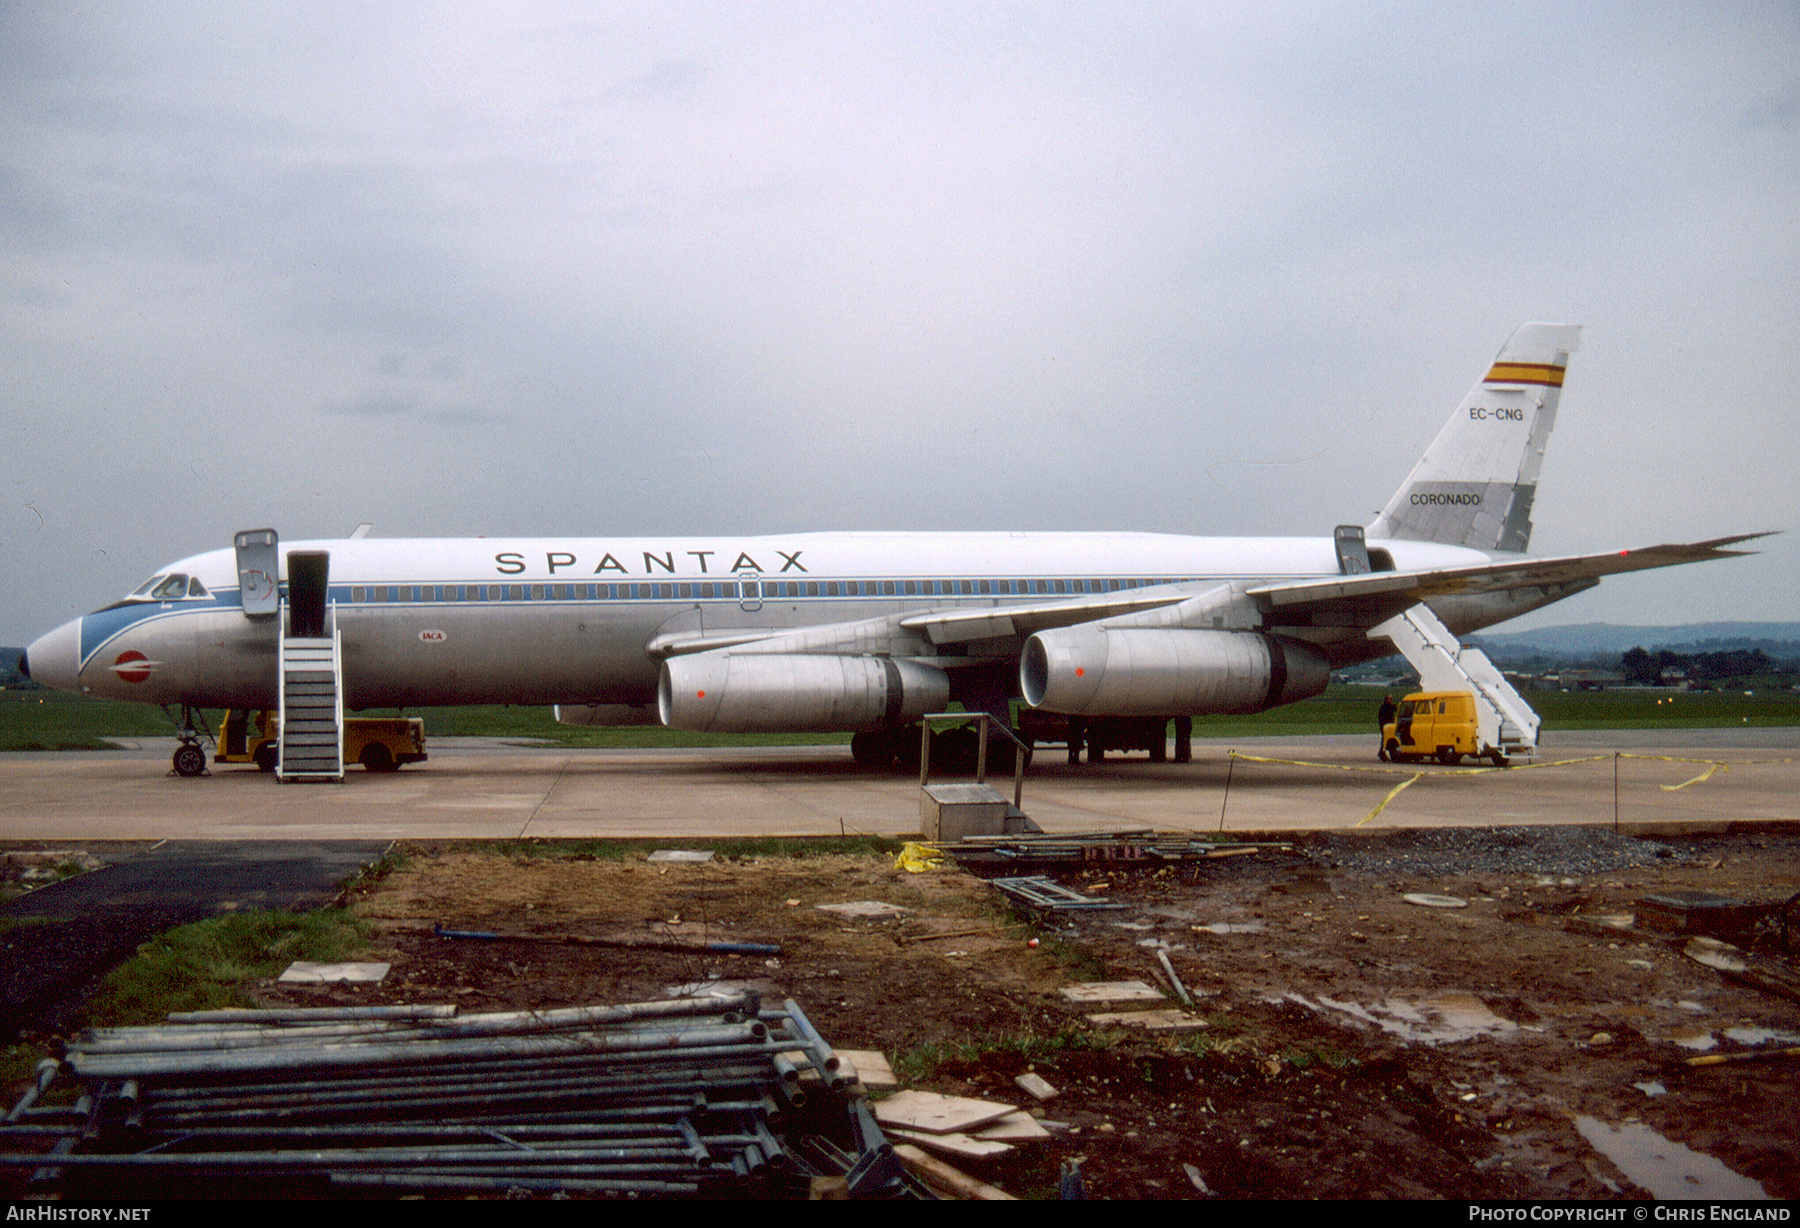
[[163, 704, 213, 778], [172, 740, 208, 777]]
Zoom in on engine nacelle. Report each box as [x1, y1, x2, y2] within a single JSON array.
[[659, 653, 951, 733], [1020, 627, 1329, 716]]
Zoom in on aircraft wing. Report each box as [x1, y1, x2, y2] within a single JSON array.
[[648, 587, 1192, 662], [648, 534, 1767, 660], [1250, 533, 1771, 618], [897, 589, 1194, 644]]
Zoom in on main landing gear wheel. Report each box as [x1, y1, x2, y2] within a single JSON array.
[[360, 744, 399, 773], [172, 743, 208, 777], [255, 744, 278, 773], [850, 731, 895, 770], [933, 726, 980, 773]]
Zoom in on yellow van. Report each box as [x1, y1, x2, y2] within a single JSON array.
[[1381, 691, 1495, 765], [215, 709, 428, 773]]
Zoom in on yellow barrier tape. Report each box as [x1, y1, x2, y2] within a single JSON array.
[[1662, 762, 1725, 791], [1359, 772, 1423, 826], [1224, 751, 1609, 775], [1216, 745, 1793, 825], [1616, 753, 1798, 766]]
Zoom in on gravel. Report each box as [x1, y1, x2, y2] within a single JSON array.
[[1301, 825, 1694, 878]]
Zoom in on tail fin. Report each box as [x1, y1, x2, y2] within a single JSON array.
[[1368, 322, 1581, 553]]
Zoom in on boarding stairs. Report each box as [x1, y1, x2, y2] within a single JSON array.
[[276, 612, 345, 782], [1371, 603, 1539, 761]]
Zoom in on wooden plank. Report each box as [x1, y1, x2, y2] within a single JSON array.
[[974, 1111, 1050, 1142], [835, 1049, 896, 1087], [888, 1126, 1014, 1161], [893, 1144, 1017, 1200], [874, 1089, 1016, 1134]]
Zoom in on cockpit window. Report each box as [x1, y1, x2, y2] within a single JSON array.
[[150, 574, 190, 600], [131, 575, 164, 597], [186, 577, 209, 598]]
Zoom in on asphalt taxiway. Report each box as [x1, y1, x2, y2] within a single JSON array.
[[1, 729, 1795, 840]]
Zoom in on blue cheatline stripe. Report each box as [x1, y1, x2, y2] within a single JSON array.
[[315, 574, 1212, 605], [77, 592, 240, 667]]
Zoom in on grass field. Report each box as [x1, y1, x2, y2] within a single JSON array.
[[4, 683, 1795, 753]]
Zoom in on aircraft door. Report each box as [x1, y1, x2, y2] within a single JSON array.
[[235, 529, 280, 617], [738, 571, 762, 612], [288, 551, 330, 638], [1334, 525, 1372, 575]]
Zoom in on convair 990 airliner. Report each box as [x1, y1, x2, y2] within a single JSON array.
[[21, 324, 1761, 775]]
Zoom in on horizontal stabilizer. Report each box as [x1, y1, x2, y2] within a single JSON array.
[[1254, 533, 1772, 617]]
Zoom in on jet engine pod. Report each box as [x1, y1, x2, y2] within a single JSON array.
[[1020, 626, 1329, 716], [659, 652, 951, 733]]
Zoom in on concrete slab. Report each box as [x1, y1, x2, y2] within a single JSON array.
[[0, 730, 1794, 841]]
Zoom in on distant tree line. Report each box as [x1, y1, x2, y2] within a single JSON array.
[[1619, 646, 1775, 686]]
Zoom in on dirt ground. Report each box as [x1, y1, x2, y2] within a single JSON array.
[[214, 828, 1800, 1200]]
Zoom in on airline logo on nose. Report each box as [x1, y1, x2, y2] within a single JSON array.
[[110, 651, 158, 683]]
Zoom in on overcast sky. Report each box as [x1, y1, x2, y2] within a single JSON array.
[[5, 1, 1796, 646]]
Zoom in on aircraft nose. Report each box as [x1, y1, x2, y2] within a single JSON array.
[[23, 619, 83, 694]]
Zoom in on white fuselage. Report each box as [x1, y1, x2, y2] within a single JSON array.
[[28, 531, 1537, 712]]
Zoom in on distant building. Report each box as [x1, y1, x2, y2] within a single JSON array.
[[1541, 669, 1626, 691]]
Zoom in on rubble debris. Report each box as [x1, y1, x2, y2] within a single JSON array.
[[1683, 937, 1800, 1005], [941, 832, 1293, 873], [1637, 891, 1765, 943], [1154, 948, 1193, 1005], [990, 877, 1124, 912]]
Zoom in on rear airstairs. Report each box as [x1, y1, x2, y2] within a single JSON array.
[[1371, 603, 1540, 763]]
